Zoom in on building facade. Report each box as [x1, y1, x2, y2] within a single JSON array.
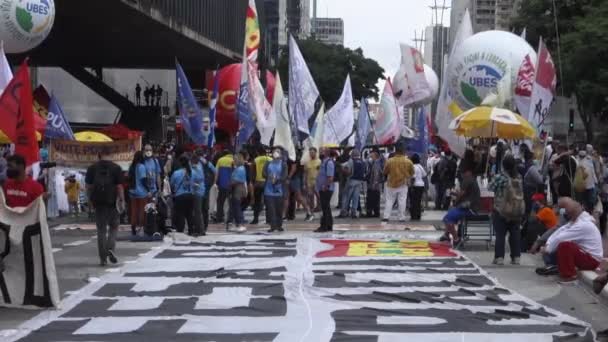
[[312, 18, 345, 46], [286, 0, 311, 40], [263, 0, 287, 65], [450, 0, 520, 46]]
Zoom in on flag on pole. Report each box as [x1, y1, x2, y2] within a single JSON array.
[[237, 54, 256, 148], [514, 54, 536, 115], [176, 60, 205, 145], [311, 103, 326, 150], [207, 69, 220, 147], [323, 74, 354, 146], [289, 35, 320, 137], [356, 98, 371, 151], [245, 0, 260, 63], [248, 61, 275, 145], [411, 106, 429, 156], [394, 44, 432, 106], [526, 38, 556, 137], [45, 95, 75, 140], [0, 60, 39, 166], [0, 42, 13, 94], [272, 73, 296, 160], [435, 9, 473, 157], [375, 78, 401, 145]]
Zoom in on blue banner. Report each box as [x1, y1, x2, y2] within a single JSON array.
[[356, 98, 370, 151], [176, 61, 205, 144], [208, 69, 220, 147], [236, 81, 255, 148], [46, 95, 75, 140]]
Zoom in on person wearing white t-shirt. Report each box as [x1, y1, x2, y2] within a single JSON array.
[[410, 154, 427, 221]]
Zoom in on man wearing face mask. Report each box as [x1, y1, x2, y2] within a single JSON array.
[[315, 148, 336, 232], [2, 154, 44, 208], [264, 148, 288, 233], [143, 144, 162, 198]]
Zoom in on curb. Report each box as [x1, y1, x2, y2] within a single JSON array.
[[579, 269, 608, 299]]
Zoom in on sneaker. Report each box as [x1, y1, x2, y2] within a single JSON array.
[[511, 257, 521, 265], [236, 226, 247, 233], [99, 259, 107, 267], [107, 250, 118, 264], [535, 265, 559, 276], [249, 219, 259, 225], [305, 214, 314, 222], [492, 258, 505, 266], [558, 276, 578, 285]]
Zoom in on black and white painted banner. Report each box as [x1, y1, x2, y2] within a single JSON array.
[[8, 235, 594, 341], [0, 192, 59, 309]]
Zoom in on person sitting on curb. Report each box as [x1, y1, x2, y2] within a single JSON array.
[[538, 197, 603, 284]]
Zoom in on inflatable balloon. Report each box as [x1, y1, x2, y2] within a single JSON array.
[[447, 30, 537, 110], [0, 0, 55, 53], [215, 63, 276, 135], [424, 65, 439, 102]]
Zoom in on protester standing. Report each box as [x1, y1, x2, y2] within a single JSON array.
[[410, 154, 427, 221], [251, 146, 271, 224], [340, 149, 366, 219], [143, 144, 162, 197], [190, 153, 206, 237], [170, 156, 194, 234], [199, 149, 216, 234], [128, 151, 150, 236], [315, 148, 336, 233], [304, 147, 321, 212], [64, 174, 81, 217], [214, 151, 234, 223], [366, 149, 383, 218], [86, 152, 125, 266], [228, 153, 248, 233], [264, 148, 288, 233], [382, 144, 414, 223], [286, 151, 314, 221]]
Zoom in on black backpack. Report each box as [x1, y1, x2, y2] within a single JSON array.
[[91, 162, 117, 205], [351, 159, 366, 180]]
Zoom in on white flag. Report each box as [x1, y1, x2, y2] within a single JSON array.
[[435, 9, 473, 157], [289, 35, 320, 136], [323, 75, 354, 145], [272, 73, 296, 161], [0, 42, 13, 94], [312, 103, 326, 149], [526, 38, 557, 137], [247, 61, 275, 145], [394, 44, 432, 106]]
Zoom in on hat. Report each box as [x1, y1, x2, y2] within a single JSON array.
[[531, 193, 546, 202]]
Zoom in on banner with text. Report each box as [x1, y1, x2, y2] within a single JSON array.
[[49, 137, 142, 169]]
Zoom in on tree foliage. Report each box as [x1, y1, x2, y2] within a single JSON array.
[[277, 38, 385, 106], [512, 0, 608, 142]]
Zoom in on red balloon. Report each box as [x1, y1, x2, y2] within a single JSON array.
[[215, 63, 277, 135]]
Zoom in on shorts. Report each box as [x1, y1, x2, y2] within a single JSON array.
[[290, 177, 303, 192], [443, 207, 473, 225]]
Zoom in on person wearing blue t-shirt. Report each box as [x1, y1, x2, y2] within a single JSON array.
[[315, 148, 336, 232], [228, 153, 248, 233], [190, 153, 206, 237], [264, 148, 288, 233], [170, 156, 194, 234], [128, 151, 150, 236], [143, 144, 161, 195]]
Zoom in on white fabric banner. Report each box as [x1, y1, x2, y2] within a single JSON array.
[[0, 192, 60, 309], [323, 75, 354, 145], [247, 61, 275, 145], [395, 44, 433, 106], [272, 73, 296, 161], [289, 35, 320, 136], [0, 43, 13, 94], [435, 9, 472, 157]]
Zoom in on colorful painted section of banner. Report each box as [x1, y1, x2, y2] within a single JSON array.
[[316, 239, 456, 257], [375, 78, 401, 145], [49, 137, 142, 169]]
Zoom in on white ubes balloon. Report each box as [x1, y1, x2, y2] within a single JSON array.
[[0, 0, 55, 53], [447, 30, 537, 110], [424, 64, 439, 101]]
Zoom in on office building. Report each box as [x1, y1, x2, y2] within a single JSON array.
[[450, 0, 520, 46], [287, 0, 311, 40], [263, 0, 287, 64], [312, 18, 344, 45]]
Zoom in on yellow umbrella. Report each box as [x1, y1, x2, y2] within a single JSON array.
[[74, 131, 113, 142], [448, 106, 536, 139], [0, 130, 42, 143]]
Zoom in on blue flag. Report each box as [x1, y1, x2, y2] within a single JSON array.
[[176, 60, 205, 144], [356, 98, 371, 151], [411, 107, 429, 157], [208, 69, 220, 147], [46, 95, 75, 140], [236, 81, 256, 148]]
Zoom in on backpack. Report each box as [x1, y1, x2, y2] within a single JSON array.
[[91, 162, 116, 206], [495, 175, 525, 222], [351, 159, 366, 180], [573, 164, 588, 193]]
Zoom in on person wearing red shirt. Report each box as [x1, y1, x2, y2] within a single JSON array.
[[2, 154, 44, 208]]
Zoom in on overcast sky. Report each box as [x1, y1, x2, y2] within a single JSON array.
[[314, 0, 450, 83]]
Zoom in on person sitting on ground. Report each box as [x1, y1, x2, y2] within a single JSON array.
[[537, 197, 603, 283], [528, 193, 559, 253], [439, 166, 481, 245]]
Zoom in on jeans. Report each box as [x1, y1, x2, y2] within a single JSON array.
[[216, 188, 230, 222], [384, 185, 408, 221], [230, 196, 244, 226], [320, 190, 334, 230], [192, 196, 204, 236], [410, 186, 424, 220], [543, 252, 557, 266], [95, 205, 118, 263], [493, 211, 521, 260], [366, 189, 380, 217], [341, 179, 364, 216], [265, 195, 284, 230], [202, 194, 210, 231], [435, 183, 446, 210], [174, 194, 194, 233], [252, 184, 265, 222]]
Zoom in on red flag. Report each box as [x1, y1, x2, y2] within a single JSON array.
[[0, 61, 39, 165], [526, 38, 557, 136]]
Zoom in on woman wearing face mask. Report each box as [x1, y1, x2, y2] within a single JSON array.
[[128, 151, 150, 236], [170, 155, 194, 233], [1, 154, 44, 208], [264, 148, 288, 233]]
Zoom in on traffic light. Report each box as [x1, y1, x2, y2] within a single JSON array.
[[569, 109, 574, 132]]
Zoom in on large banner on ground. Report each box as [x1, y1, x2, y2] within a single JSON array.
[[0, 192, 59, 309], [49, 137, 142, 169], [9, 235, 593, 341]]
